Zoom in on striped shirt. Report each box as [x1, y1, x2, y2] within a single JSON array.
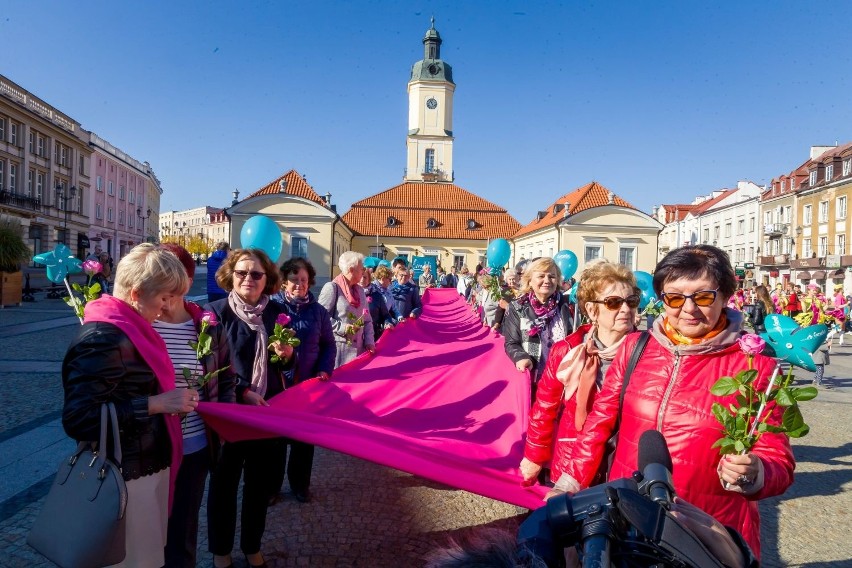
[[152, 318, 208, 454]]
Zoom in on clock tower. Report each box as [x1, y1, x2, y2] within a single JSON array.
[[405, 18, 455, 183]]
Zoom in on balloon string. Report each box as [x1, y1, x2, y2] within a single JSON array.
[[63, 277, 85, 325]]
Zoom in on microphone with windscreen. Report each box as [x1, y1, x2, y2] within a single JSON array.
[[637, 429, 676, 508]]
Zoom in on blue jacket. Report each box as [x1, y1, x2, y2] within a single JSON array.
[[390, 280, 422, 318], [272, 292, 336, 387], [365, 282, 401, 339], [206, 249, 228, 295]]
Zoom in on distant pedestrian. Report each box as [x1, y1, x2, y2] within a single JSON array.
[[207, 242, 230, 302]]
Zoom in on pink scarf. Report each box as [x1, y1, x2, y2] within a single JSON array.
[[555, 331, 626, 430], [84, 294, 182, 511], [334, 273, 361, 309]]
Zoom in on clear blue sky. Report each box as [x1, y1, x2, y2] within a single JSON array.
[[3, 1, 851, 225]]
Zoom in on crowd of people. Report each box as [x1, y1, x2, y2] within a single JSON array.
[[59, 241, 812, 566]]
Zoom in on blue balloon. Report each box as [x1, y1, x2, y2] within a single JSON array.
[[639, 289, 655, 310], [635, 270, 654, 293], [554, 250, 578, 281], [33, 244, 82, 284], [240, 215, 282, 262], [486, 238, 512, 268], [568, 280, 579, 304], [363, 256, 381, 269], [378, 260, 391, 268]]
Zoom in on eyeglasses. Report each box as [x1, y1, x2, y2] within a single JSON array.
[[590, 294, 641, 311], [660, 289, 719, 308], [234, 270, 266, 281]]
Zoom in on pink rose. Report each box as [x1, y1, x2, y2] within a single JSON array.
[[276, 313, 292, 326], [362, 308, 369, 316], [82, 259, 102, 276], [367, 296, 372, 303], [201, 311, 218, 326], [737, 334, 766, 356]]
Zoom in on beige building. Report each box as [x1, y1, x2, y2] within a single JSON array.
[[343, 181, 520, 271], [0, 74, 93, 259], [512, 181, 661, 273], [228, 170, 350, 286]]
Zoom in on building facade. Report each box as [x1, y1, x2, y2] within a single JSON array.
[[0, 74, 93, 260], [513, 181, 661, 273]]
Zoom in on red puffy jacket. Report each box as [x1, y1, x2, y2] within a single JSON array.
[[523, 324, 591, 482], [564, 322, 795, 559]]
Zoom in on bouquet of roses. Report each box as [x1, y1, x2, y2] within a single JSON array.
[[182, 311, 230, 389], [345, 309, 369, 345], [268, 312, 301, 363], [63, 259, 103, 321], [483, 273, 504, 302], [710, 333, 817, 455]]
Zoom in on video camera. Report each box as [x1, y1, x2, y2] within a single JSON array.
[[517, 430, 755, 568]]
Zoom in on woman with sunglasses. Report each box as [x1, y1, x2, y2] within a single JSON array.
[[554, 245, 794, 561], [205, 248, 294, 568], [519, 260, 639, 488]]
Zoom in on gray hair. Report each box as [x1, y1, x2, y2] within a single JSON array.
[[338, 251, 365, 273], [113, 243, 190, 303]]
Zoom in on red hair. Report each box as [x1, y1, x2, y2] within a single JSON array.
[[159, 243, 196, 280]]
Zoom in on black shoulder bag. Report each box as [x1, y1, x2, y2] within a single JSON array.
[[592, 331, 650, 485]]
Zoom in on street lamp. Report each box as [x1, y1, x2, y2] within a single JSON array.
[[137, 207, 152, 243], [55, 184, 77, 245], [175, 221, 187, 246]]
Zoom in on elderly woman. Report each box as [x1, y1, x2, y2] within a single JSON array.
[[62, 244, 198, 568], [519, 260, 638, 487], [555, 245, 794, 559], [318, 251, 376, 368], [205, 248, 294, 568], [153, 243, 237, 568], [503, 257, 574, 397], [390, 263, 423, 321], [364, 264, 401, 339], [270, 257, 336, 503]]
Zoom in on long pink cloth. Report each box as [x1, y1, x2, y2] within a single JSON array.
[[199, 288, 548, 508]]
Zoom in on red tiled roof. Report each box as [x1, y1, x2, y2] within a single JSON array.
[[512, 181, 637, 238], [342, 181, 521, 239], [661, 204, 698, 222], [245, 170, 327, 206], [690, 189, 737, 215]]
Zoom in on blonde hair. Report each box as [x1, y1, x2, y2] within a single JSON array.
[[576, 259, 638, 316], [519, 257, 562, 294], [374, 265, 392, 280], [113, 244, 190, 303]]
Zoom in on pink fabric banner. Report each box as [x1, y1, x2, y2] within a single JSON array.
[[198, 288, 548, 509]]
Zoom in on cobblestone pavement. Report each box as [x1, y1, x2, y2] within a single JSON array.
[[1, 294, 850, 567]]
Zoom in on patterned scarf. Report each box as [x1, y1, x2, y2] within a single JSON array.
[[662, 312, 728, 345], [555, 330, 627, 430], [227, 291, 270, 397], [284, 290, 312, 305], [333, 273, 361, 309], [525, 291, 560, 337]]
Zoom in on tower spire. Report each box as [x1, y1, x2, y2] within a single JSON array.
[[423, 17, 442, 60]]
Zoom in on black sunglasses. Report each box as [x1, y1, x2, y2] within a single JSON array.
[[590, 294, 640, 311], [234, 270, 266, 281], [660, 289, 719, 308]]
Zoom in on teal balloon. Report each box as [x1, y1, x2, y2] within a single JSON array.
[[568, 281, 579, 304], [639, 290, 655, 310], [486, 238, 512, 268], [634, 271, 654, 293], [33, 244, 82, 283], [363, 256, 381, 269], [378, 259, 391, 268], [554, 250, 578, 281], [759, 314, 828, 372], [240, 215, 282, 262]]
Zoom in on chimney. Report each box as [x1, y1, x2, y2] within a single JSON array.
[[324, 192, 332, 205], [231, 189, 240, 206], [608, 191, 615, 204], [563, 202, 570, 218], [810, 145, 836, 160], [279, 179, 288, 192]]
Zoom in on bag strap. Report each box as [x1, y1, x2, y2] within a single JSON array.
[[96, 403, 123, 472], [612, 331, 650, 434]]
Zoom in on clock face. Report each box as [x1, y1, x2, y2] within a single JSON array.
[[426, 98, 438, 110]]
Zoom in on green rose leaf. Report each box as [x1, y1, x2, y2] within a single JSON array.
[[711, 377, 739, 396], [775, 387, 795, 407], [782, 405, 805, 433], [793, 386, 818, 402]]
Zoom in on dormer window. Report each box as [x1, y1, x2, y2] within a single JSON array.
[[387, 215, 399, 227], [809, 171, 817, 186], [466, 219, 478, 230], [826, 165, 834, 182], [780, 180, 785, 191], [844, 159, 851, 177], [426, 217, 439, 229]]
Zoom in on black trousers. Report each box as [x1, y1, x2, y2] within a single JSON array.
[[207, 438, 286, 556], [275, 439, 315, 494], [164, 448, 211, 568]]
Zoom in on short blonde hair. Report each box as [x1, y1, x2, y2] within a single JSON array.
[[113, 244, 190, 303], [338, 251, 365, 273], [576, 259, 638, 316], [519, 257, 561, 295], [374, 265, 392, 280]]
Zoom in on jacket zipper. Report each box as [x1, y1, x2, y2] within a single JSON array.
[[656, 349, 681, 430]]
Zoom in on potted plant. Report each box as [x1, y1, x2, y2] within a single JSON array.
[[0, 215, 31, 307]]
